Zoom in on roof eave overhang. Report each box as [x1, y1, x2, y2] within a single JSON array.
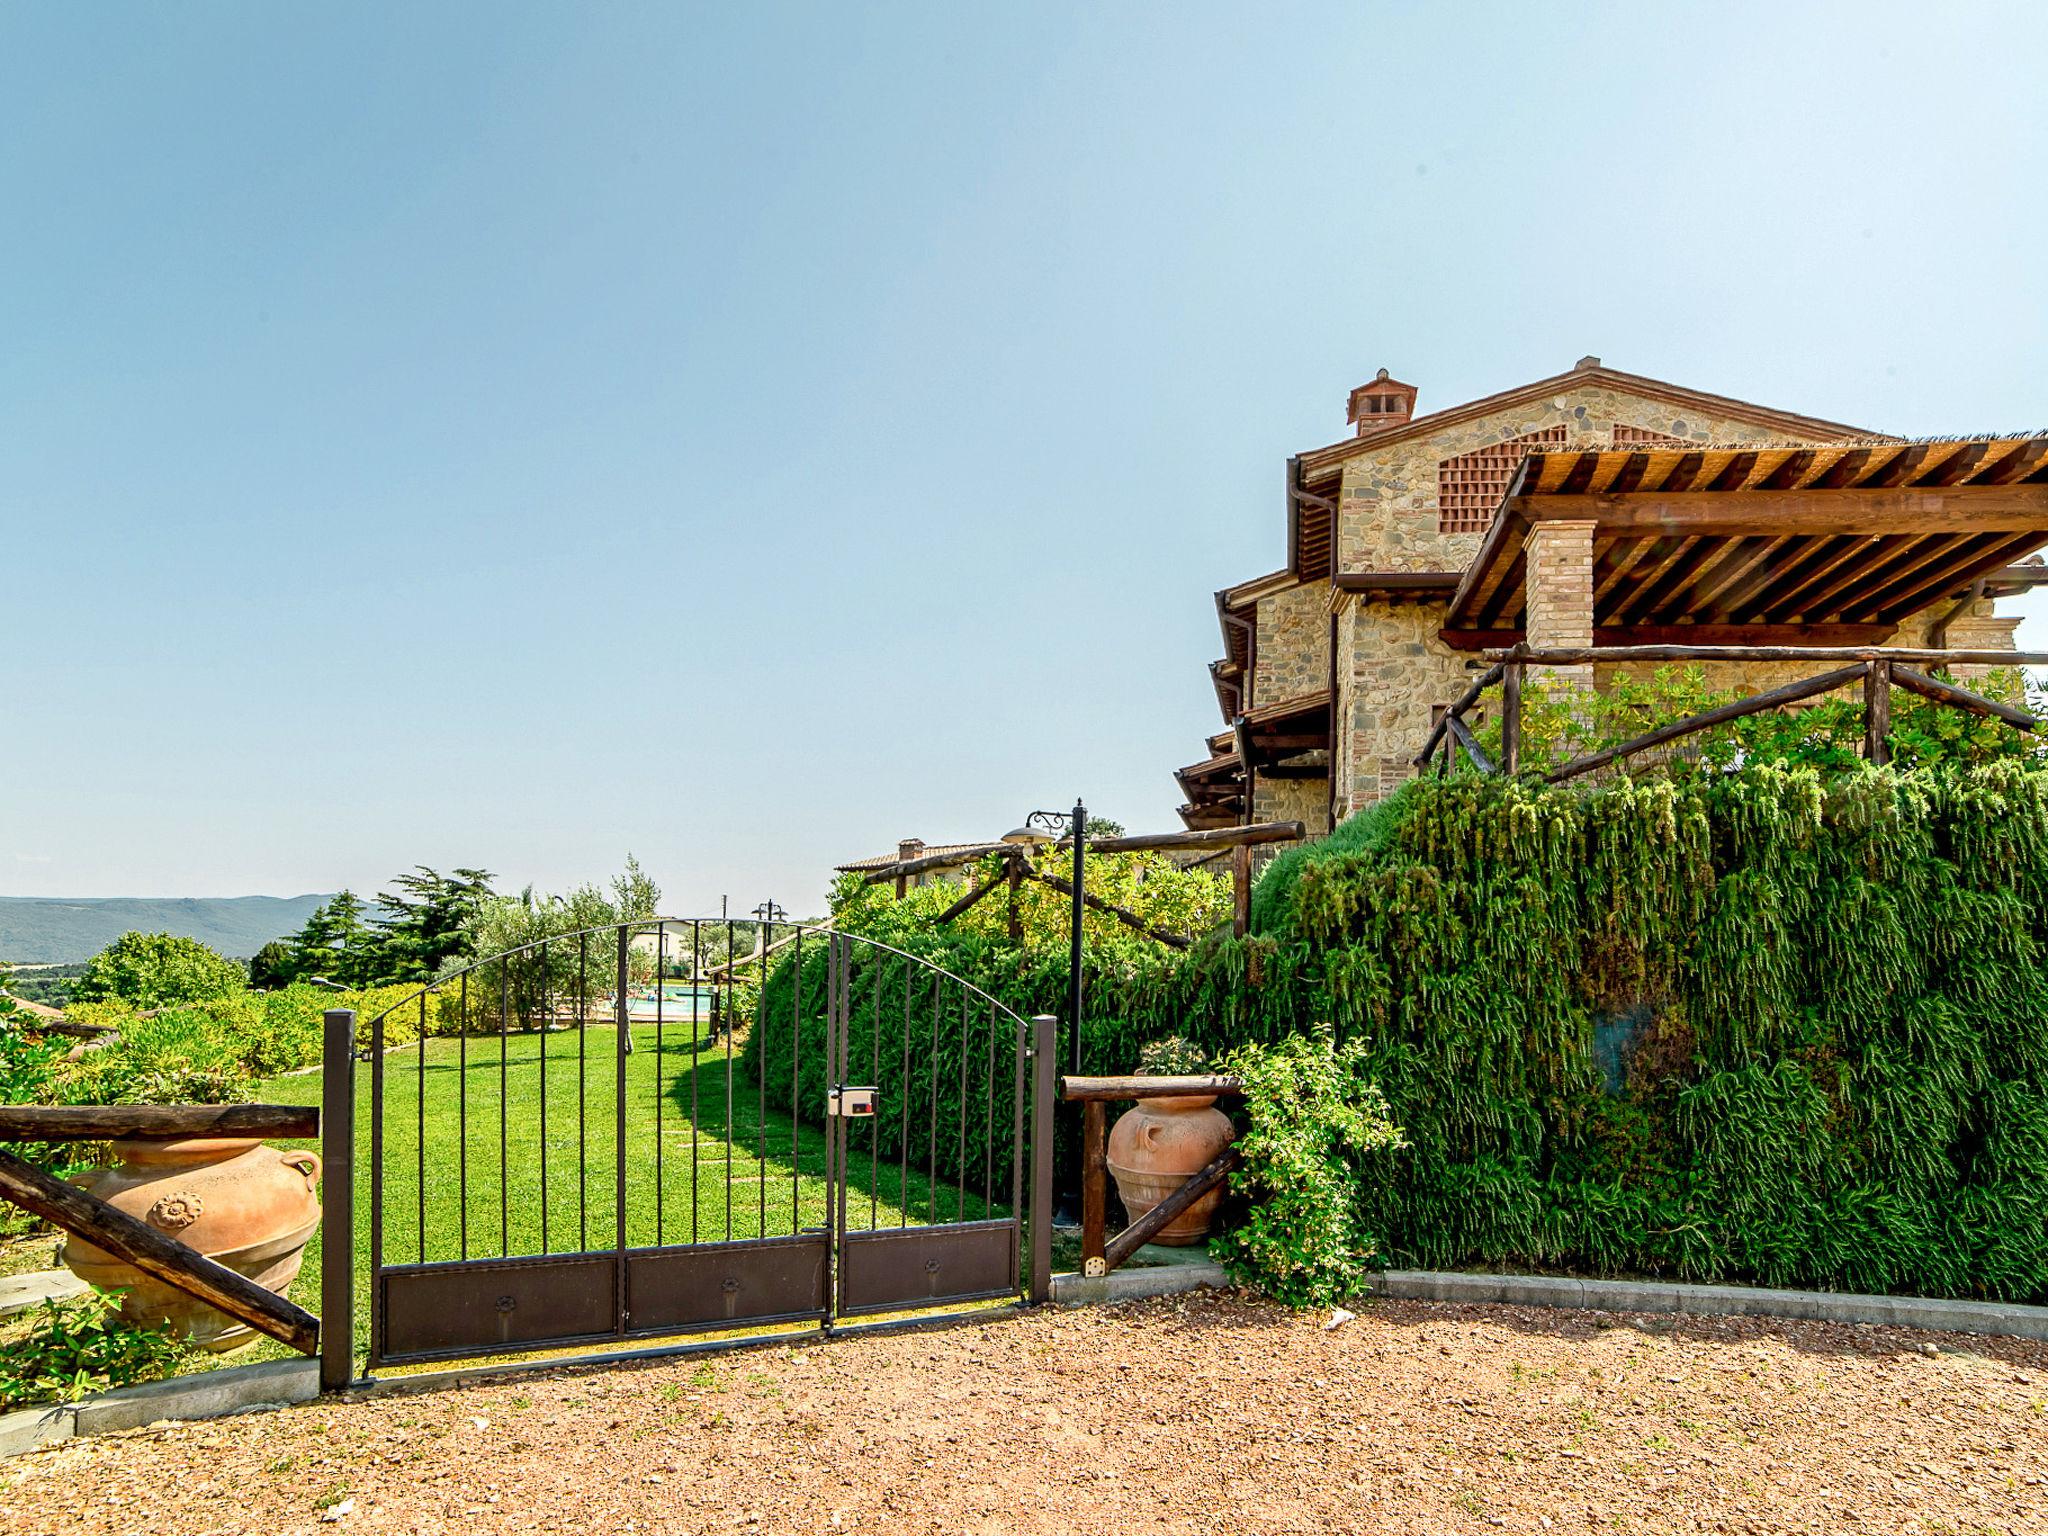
[[1295, 365, 1886, 492]]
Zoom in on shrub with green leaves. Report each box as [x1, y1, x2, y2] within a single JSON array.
[[1212, 1030, 1405, 1305], [0, 1293, 196, 1410], [1136, 1036, 1207, 1074], [72, 931, 247, 1009], [19, 982, 441, 1110]]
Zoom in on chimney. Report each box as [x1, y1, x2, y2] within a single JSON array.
[[893, 837, 926, 896], [1347, 369, 1418, 435]]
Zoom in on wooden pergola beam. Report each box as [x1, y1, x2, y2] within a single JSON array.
[[1783, 535, 1949, 620], [1891, 665, 2036, 729], [1717, 533, 1853, 621], [1447, 623, 1894, 652], [1752, 535, 1886, 622], [861, 842, 1012, 886], [1811, 533, 1983, 620], [933, 873, 1006, 925], [1509, 484, 2048, 535], [1592, 535, 1660, 603], [1872, 532, 2048, 623], [1612, 535, 1708, 624], [1690, 536, 1793, 615]]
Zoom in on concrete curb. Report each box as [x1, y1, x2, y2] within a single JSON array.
[[1044, 1259, 2048, 1342], [0, 1268, 89, 1321], [1052, 1261, 1230, 1306], [1361, 1270, 2048, 1341], [0, 1358, 319, 1460]]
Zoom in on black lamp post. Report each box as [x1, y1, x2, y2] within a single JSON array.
[[1003, 798, 1086, 1075]]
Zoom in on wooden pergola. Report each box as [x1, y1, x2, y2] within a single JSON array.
[[1443, 436, 2048, 650]]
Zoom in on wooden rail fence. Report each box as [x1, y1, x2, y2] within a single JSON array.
[[0, 1103, 323, 1356], [872, 820, 1308, 944], [1, 1008, 358, 1390], [1414, 644, 2044, 783]]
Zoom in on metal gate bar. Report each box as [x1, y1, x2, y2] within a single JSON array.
[[355, 919, 1045, 1373]]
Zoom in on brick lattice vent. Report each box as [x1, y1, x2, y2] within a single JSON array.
[[1436, 425, 1571, 534], [1611, 423, 1690, 446]]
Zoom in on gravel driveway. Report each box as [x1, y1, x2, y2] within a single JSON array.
[[5, 1289, 2045, 1535]]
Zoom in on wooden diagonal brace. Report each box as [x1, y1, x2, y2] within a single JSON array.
[[1102, 1144, 1242, 1271], [1029, 871, 1192, 950], [1890, 664, 2037, 731], [0, 1148, 320, 1355], [934, 867, 1010, 924], [1444, 711, 1496, 775]]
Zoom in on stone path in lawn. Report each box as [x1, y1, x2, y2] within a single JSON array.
[[6, 1289, 2046, 1534]]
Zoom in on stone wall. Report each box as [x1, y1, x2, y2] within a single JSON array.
[[1333, 383, 1806, 576], [1941, 596, 2023, 680], [1338, 598, 1476, 815], [1251, 579, 1329, 710], [1251, 769, 1329, 837]]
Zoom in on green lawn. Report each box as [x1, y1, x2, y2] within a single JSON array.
[[254, 1015, 1006, 1365]]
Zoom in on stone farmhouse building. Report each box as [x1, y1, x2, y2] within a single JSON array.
[[1176, 358, 2048, 832]]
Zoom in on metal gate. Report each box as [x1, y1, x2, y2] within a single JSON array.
[[354, 921, 1035, 1371]]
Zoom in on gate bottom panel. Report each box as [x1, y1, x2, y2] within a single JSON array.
[[838, 1220, 1019, 1317], [626, 1234, 830, 1337], [378, 1252, 617, 1365]]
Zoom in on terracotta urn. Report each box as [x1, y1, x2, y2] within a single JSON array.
[[1105, 1088, 1235, 1246], [62, 1137, 322, 1351]]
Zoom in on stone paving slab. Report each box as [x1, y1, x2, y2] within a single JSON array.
[[0, 1267, 88, 1320]]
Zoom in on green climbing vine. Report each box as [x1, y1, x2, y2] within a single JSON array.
[[752, 747, 2048, 1306]]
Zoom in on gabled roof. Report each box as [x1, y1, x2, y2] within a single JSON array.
[[834, 842, 993, 873], [1295, 361, 1881, 493]]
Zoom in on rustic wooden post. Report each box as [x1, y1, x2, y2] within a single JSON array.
[[1501, 660, 1522, 775], [1865, 658, 1892, 766], [1080, 1101, 1107, 1277], [1027, 1016, 1056, 1305], [320, 1008, 355, 1391], [1006, 854, 1022, 944], [1230, 844, 1252, 938]]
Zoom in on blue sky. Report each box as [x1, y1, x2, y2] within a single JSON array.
[[5, 2, 2045, 912]]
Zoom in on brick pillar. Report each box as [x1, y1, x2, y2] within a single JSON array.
[[1523, 520, 1597, 687]]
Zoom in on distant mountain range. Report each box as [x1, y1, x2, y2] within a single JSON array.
[[0, 894, 335, 964]]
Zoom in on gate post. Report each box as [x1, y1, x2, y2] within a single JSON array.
[[1027, 1015, 1057, 1305], [319, 1008, 357, 1391]]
